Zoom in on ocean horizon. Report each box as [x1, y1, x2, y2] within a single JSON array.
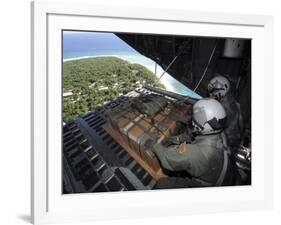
[[63, 31, 201, 99]]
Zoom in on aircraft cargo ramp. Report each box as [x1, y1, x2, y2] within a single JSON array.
[[63, 87, 193, 193]]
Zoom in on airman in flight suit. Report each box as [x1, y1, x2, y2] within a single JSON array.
[[207, 75, 243, 150], [152, 98, 233, 188]]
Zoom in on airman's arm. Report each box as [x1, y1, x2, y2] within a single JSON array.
[[152, 142, 195, 172], [169, 112, 191, 125]]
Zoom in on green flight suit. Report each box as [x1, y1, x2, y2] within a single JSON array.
[[152, 133, 228, 186], [221, 94, 243, 149]]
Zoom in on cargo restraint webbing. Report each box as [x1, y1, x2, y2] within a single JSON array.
[[112, 104, 171, 149]]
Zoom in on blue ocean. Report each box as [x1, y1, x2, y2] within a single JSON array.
[[63, 31, 201, 99]]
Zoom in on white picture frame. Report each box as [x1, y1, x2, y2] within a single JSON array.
[[31, 1, 273, 224]]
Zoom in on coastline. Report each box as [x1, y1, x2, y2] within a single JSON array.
[[63, 54, 201, 99], [63, 54, 130, 62]]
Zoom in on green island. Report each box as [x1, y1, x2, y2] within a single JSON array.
[[63, 57, 165, 122]]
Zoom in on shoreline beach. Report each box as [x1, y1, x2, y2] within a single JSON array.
[[63, 54, 201, 99]]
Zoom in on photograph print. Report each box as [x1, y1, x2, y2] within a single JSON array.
[[62, 30, 251, 194]]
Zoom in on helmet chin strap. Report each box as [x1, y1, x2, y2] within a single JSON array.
[[217, 93, 222, 101], [201, 129, 223, 135], [193, 127, 222, 136], [210, 92, 223, 101]]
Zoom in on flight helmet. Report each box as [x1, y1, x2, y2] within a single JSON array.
[[192, 98, 226, 135], [208, 75, 230, 100]]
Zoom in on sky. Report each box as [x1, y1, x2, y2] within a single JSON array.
[[63, 31, 138, 58]]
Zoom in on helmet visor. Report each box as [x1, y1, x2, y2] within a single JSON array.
[[208, 83, 225, 93], [192, 106, 207, 129]]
